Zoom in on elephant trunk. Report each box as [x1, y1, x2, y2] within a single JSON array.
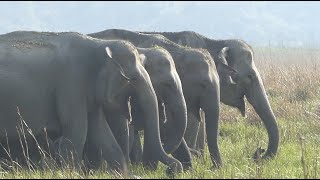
[[200, 81, 222, 168], [161, 88, 187, 154], [133, 70, 183, 174], [245, 73, 279, 160]]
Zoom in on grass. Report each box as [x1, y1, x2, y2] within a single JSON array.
[[1, 46, 320, 178]]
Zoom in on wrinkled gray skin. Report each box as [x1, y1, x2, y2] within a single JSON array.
[[0, 31, 182, 175], [89, 29, 228, 168], [141, 31, 279, 161], [127, 47, 188, 167]]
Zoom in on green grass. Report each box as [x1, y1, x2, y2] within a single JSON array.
[[2, 47, 320, 178], [3, 107, 320, 179]]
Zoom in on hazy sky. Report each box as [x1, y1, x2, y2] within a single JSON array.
[[0, 1, 318, 47]]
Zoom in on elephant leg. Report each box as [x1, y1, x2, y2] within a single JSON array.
[[196, 109, 206, 156], [140, 101, 166, 169], [128, 123, 135, 154], [138, 101, 166, 170], [129, 129, 143, 165], [85, 108, 128, 175], [36, 136, 56, 170], [53, 136, 78, 168], [171, 138, 192, 171], [200, 84, 222, 168], [107, 112, 130, 166], [184, 106, 201, 150], [56, 89, 88, 169]]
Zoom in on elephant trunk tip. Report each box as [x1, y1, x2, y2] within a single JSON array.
[[253, 146, 277, 162]]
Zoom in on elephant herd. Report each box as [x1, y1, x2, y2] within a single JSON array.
[[0, 29, 279, 176]]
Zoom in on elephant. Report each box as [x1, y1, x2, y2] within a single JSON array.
[[88, 46, 188, 173], [88, 29, 236, 169], [140, 31, 279, 161], [126, 46, 189, 169], [0, 31, 182, 175]]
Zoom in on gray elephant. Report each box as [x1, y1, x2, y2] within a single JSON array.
[[126, 46, 189, 169], [88, 46, 188, 174], [88, 29, 235, 169], [141, 31, 279, 161], [0, 31, 182, 175]]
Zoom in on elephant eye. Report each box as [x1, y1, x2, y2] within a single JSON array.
[[126, 75, 139, 84], [248, 74, 254, 80], [163, 80, 173, 87], [128, 77, 135, 82]]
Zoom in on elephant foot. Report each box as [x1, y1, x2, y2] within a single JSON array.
[[165, 160, 183, 178], [143, 160, 158, 171], [127, 171, 142, 179], [210, 164, 221, 171], [182, 161, 192, 171], [37, 156, 58, 171], [131, 161, 142, 166], [198, 148, 205, 156], [166, 167, 175, 178], [129, 147, 143, 165], [189, 148, 202, 158], [52, 137, 83, 171], [210, 160, 222, 171]]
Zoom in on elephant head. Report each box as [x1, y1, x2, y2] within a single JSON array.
[[216, 47, 245, 116], [96, 40, 183, 174], [214, 40, 278, 160], [136, 47, 187, 154]]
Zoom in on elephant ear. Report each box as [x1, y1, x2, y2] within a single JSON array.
[[105, 47, 112, 59], [105, 47, 131, 81], [217, 47, 238, 85], [95, 66, 108, 105]]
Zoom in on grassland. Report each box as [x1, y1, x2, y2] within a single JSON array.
[[1, 46, 320, 178]]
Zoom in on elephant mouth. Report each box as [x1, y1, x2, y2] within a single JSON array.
[[235, 93, 246, 117]]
